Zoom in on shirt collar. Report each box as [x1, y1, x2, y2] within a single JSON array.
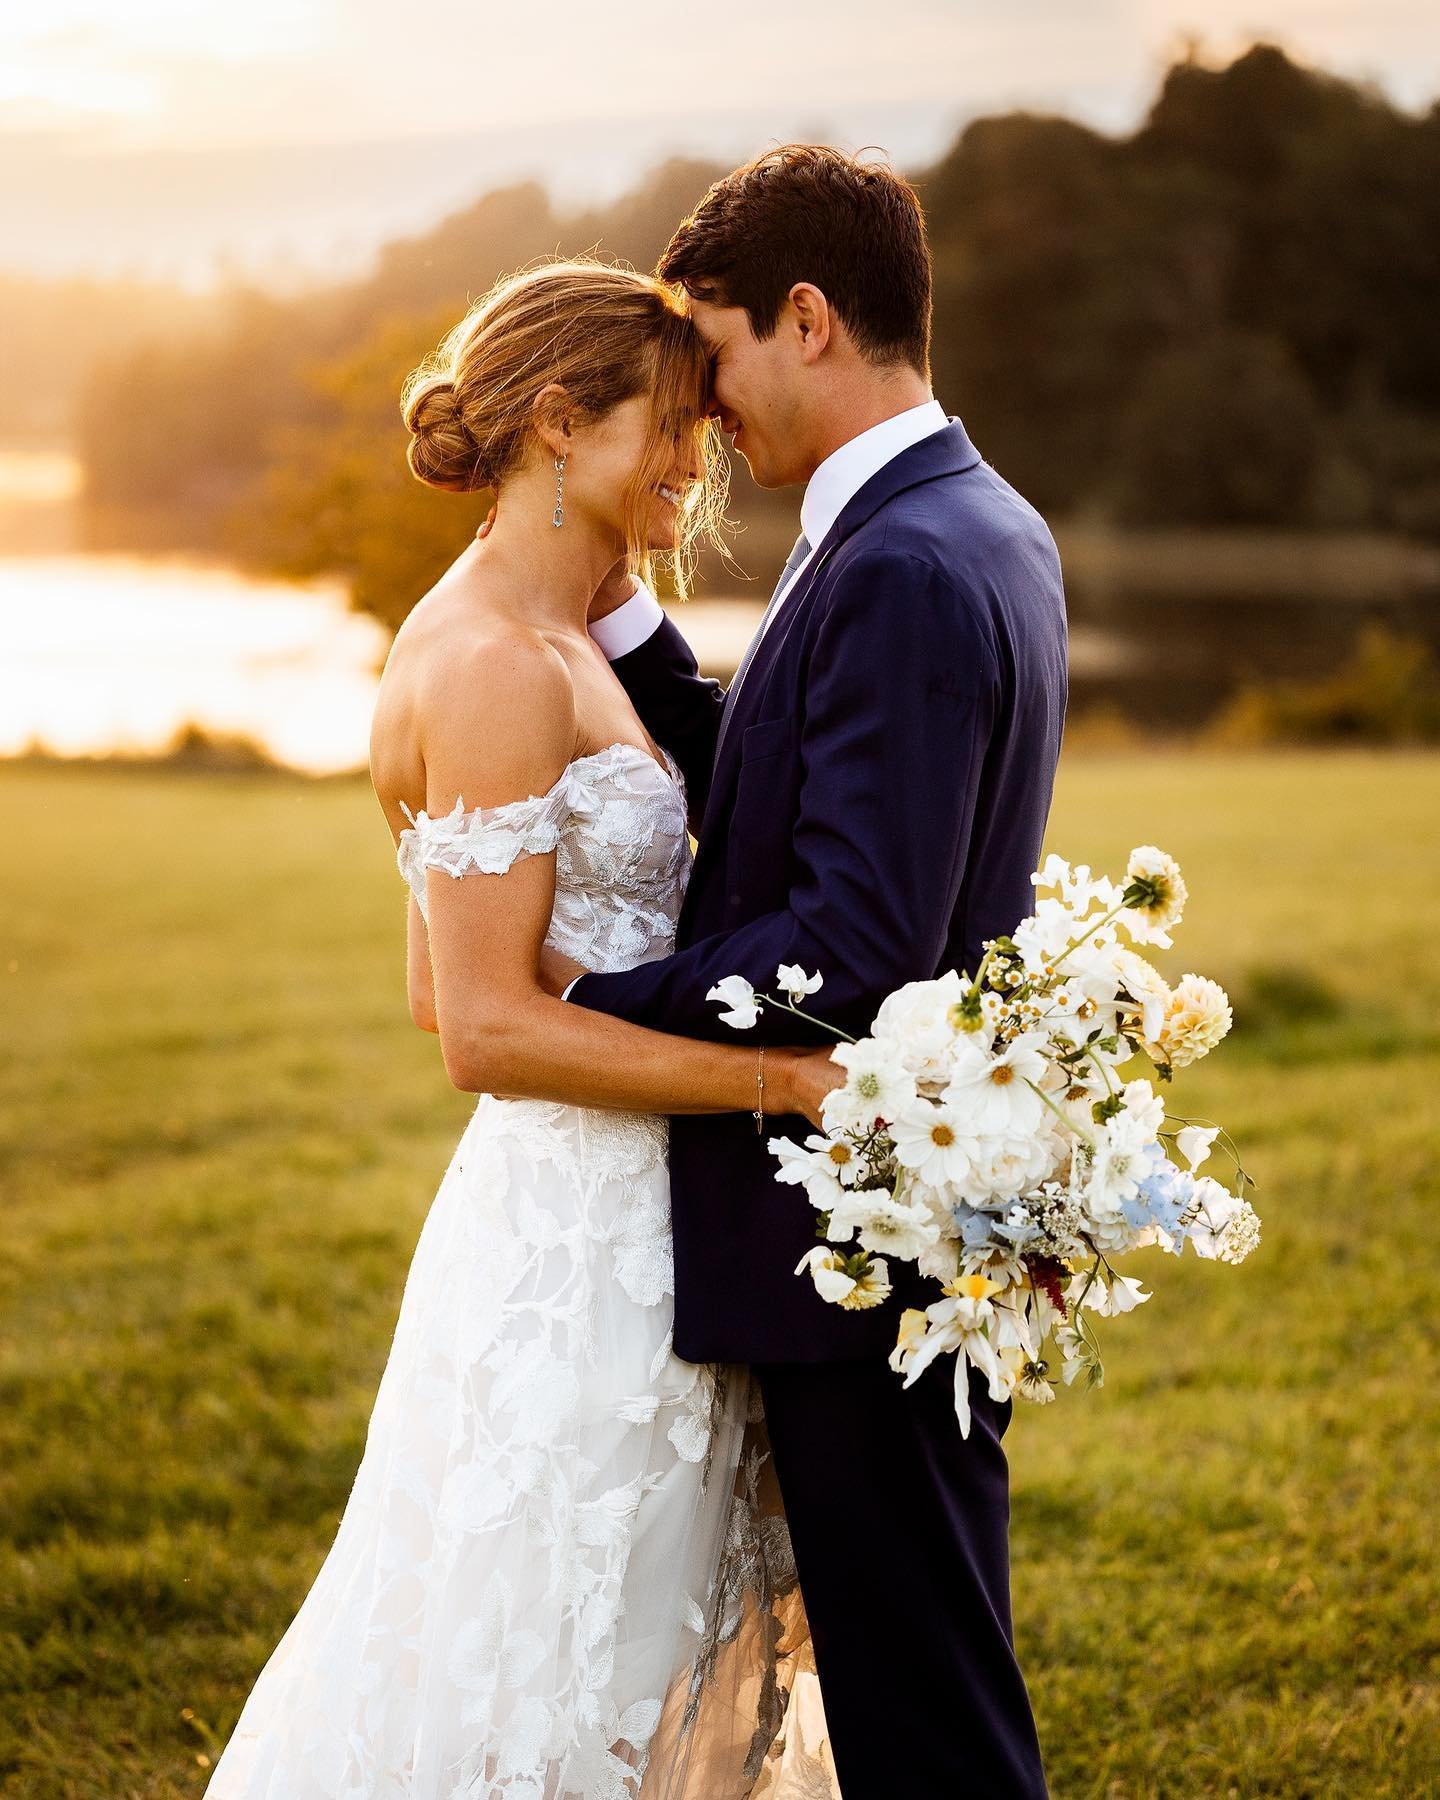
[[799, 398, 950, 549]]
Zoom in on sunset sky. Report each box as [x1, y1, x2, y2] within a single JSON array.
[[3, 1, 1438, 286]]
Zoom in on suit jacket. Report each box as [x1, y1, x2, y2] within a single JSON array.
[[569, 419, 1069, 1362]]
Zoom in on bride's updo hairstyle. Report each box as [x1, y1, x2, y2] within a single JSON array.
[[402, 260, 726, 592]]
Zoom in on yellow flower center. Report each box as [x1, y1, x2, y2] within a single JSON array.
[[828, 1143, 853, 1167], [931, 1123, 956, 1147], [989, 1064, 1015, 1085]]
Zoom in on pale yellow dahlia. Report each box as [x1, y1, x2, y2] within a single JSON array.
[[1158, 973, 1233, 1068]]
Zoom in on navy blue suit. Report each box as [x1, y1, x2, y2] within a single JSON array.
[[571, 419, 1063, 1795]]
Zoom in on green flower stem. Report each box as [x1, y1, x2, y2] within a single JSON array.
[[757, 992, 858, 1043], [1026, 1075, 1096, 1150], [1080, 1044, 1119, 1096], [1049, 898, 1128, 972]]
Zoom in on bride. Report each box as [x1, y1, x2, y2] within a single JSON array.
[[205, 262, 836, 1799]]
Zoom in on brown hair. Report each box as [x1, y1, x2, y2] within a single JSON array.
[[659, 145, 932, 377], [401, 259, 726, 593]]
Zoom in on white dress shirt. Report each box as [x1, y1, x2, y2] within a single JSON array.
[[590, 397, 950, 663]]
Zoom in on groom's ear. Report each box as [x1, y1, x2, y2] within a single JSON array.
[[786, 284, 832, 364]]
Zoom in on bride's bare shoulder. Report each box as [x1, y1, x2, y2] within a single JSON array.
[[371, 571, 574, 820]]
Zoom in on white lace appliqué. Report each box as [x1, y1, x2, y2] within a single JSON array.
[[396, 742, 690, 978], [205, 744, 827, 1800]]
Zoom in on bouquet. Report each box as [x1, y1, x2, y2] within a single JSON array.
[[706, 847, 1260, 1436]]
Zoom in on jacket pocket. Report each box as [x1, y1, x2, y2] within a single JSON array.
[[738, 714, 798, 764]]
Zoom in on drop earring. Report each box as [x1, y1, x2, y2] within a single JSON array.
[[552, 455, 566, 529]]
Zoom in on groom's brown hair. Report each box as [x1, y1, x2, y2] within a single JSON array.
[[658, 145, 932, 377]]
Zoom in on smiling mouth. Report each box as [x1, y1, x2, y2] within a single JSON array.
[[657, 484, 683, 505]]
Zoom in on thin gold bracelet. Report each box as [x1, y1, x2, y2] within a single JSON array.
[[753, 1045, 766, 1136]]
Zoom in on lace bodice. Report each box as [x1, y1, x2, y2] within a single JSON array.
[[398, 741, 690, 974]]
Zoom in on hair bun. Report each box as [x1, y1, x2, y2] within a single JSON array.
[[404, 377, 490, 492]]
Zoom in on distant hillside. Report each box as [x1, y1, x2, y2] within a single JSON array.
[[69, 44, 1440, 628]]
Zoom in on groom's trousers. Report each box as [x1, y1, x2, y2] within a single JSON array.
[[755, 1356, 1050, 1798]]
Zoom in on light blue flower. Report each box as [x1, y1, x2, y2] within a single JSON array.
[[994, 1204, 1042, 1249], [952, 1203, 998, 1250], [1123, 1146, 1193, 1247]]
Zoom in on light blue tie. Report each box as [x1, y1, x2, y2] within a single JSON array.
[[714, 532, 811, 759]]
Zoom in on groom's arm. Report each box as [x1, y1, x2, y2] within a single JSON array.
[[593, 589, 725, 826], [569, 551, 999, 1043]]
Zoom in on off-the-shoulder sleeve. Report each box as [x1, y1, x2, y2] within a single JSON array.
[[397, 787, 569, 897]]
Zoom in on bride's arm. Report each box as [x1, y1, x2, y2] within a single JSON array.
[[406, 894, 438, 1033], [391, 627, 805, 1119]]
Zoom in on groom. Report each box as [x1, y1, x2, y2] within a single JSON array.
[[565, 147, 1063, 1796]]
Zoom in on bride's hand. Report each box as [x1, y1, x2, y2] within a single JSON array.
[[780, 1045, 846, 1131]]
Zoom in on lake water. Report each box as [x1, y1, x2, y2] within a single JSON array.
[[0, 452, 766, 776], [0, 552, 390, 775], [3, 451, 1436, 771]]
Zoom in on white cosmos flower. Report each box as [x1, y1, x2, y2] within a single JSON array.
[[942, 1029, 1049, 1135], [890, 1102, 975, 1186], [842, 1193, 942, 1261], [706, 975, 760, 1029], [769, 1133, 863, 1211], [823, 1038, 917, 1132], [776, 963, 824, 1004]]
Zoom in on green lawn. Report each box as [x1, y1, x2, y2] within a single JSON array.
[[2, 752, 1438, 1797]]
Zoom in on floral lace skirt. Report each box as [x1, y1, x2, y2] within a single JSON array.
[[205, 1096, 837, 1799]]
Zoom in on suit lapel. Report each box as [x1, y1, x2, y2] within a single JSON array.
[[693, 418, 986, 847]]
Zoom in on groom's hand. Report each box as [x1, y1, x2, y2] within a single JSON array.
[[539, 944, 587, 998], [589, 558, 641, 626]]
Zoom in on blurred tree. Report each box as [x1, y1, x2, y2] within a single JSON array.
[[68, 43, 1440, 630], [1111, 331, 1323, 526], [235, 310, 489, 632]]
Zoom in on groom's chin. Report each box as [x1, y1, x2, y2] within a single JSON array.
[[737, 449, 792, 491]]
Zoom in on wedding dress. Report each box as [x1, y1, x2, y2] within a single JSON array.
[[205, 742, 837, 1800]]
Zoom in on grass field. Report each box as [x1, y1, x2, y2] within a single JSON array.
[[2, 752, 1439, 1798]]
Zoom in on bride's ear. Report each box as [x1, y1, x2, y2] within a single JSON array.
[[532, 384, 575, 460]]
